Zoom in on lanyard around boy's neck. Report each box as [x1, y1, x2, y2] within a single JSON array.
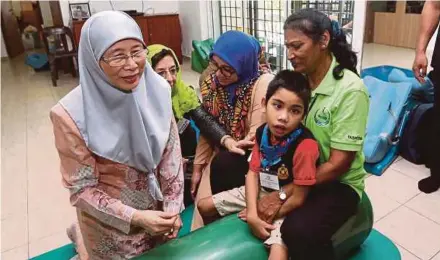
[[305, 95, 318, 125], [260, 125, 303, 169]]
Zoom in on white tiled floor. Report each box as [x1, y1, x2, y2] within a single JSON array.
[[1, 44, 440, 259]]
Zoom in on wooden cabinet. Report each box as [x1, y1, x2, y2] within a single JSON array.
[[134, 17, 149, 45], [72, 21, 82, 48], [146, 15, 182, 63], [71, 14, 182, 63], [373, 1, 420, 48]]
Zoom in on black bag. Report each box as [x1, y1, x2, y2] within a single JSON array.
[[400, 103, 434, 165]]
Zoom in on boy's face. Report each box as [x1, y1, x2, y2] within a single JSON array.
[[263, 88, 305, 139]]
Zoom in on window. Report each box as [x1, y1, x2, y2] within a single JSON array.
[[215, 0, 355, 72], [406, 1, 424, 14]]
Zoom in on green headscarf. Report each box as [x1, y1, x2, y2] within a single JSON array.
[[147, 44, 200, 120]]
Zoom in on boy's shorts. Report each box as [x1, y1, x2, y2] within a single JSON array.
[[212, 185, 285, 247]]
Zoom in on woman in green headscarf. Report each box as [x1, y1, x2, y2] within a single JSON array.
[[148, 45, 199, 120], [147, 44, 201, 157]]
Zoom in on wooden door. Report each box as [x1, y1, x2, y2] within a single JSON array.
[[72, 21, 84, 47], [20, 1, 43, 31], [49, 1, 64, 26], [364, 1, 374, 43], [147, 15, 182, 63], [1, 1, 24, 58], [147, 16, 172, 44], [134, 17, 149, 45]]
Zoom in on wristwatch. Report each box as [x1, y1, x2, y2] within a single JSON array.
[[279, 187, 287, 201]]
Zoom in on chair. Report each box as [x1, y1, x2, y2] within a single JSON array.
[[42, 26, 78, 87]]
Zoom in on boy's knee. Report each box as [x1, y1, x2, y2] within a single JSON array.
[[197, 197, 214, 217]]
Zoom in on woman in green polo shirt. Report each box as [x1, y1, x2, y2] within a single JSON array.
[[279, 9, 369, 260]]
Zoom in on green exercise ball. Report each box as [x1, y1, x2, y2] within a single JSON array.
[[135, 192, 374, 260]]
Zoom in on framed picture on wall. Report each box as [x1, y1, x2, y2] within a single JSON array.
[[69, 3, 91, 20]]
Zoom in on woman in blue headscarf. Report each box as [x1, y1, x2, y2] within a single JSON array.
[[191, 30, 274, 230]]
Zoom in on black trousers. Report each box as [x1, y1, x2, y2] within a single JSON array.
[[280, 182, 360, 260], [210, 149, 251, 195], [180, 124, 198, 158], [180, 124, 198, 207], [428, 69, 440, 178]]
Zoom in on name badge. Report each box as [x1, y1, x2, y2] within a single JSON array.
[[177, 118, 190, 134], [259, 171, 280, 191]]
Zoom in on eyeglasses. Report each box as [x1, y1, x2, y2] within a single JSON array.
[[102, 49, 148, 67], [157, 67, 179, 78], [210, 59, 236, 77]]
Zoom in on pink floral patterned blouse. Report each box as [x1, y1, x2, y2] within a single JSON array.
[[50, 104, 184, 259]]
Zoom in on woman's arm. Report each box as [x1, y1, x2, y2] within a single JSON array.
[[158, 118, 185, 214], [317, 88, 369, 184], [277, 185, 310, 218], [316, 150, 356, 184], [50, 108, 137, 234], [187, 106, 227, 146], [189, 106, 252, 155]]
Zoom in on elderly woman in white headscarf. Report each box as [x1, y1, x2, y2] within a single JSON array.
[[50, 11, 184, 259]]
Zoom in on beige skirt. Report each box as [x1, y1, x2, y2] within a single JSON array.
[[190, 152, 217, 231]]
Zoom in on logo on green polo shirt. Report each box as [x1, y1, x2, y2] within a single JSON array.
[[314, 107, 331, 127], [347, 134, 363, 141]]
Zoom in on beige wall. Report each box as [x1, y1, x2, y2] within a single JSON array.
[[39, 1, 54, 27], [1, 30, 8, 58], [59, 0, 179, 26]]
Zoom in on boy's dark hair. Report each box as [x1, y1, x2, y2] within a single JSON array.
[[265, 70, 311, 114], [150, 48, 179, 70]]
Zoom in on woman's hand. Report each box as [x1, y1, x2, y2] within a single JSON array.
[[224, 136, 255, 155], [191, 165, 204, 199], [132, 210, 178, 236], [247, 214, 275, 240], [256, 191, 283, 223], [165, 215, 182, 240]]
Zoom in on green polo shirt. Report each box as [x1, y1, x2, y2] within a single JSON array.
[[305, 56, 369, 198]]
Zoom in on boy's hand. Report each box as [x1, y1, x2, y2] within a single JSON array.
[[247, 214, 275, 240], [238, 208, 247, 221]]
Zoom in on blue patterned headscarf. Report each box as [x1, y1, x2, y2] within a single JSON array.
[[211, 31, 261, 104]]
